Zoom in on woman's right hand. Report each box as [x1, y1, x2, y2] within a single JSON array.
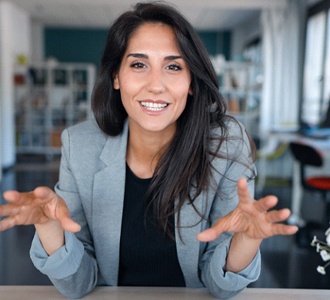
[[0, 187, 80, 232]]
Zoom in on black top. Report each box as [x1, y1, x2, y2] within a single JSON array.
[[118, 164, 185, 287]]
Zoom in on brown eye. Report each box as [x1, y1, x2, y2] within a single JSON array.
[[167, 64, 182, 71], [131, 62, 146, 69]]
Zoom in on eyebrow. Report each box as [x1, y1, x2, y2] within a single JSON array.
[[127, 53, 183, 60]]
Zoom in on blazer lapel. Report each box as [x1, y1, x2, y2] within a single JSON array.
[[92, 122, 128, 286], [175, 192, 204, 288]]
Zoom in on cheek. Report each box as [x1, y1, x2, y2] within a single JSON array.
[[174, 81, 191, 105], [118, 81, 142, 115], [173, 90, 189, 116], [118, 80, 138, 101]]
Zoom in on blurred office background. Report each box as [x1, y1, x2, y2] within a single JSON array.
[[1, 0, 330, 289]]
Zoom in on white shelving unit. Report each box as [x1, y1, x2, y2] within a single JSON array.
[[14, 62, 96, 157], [212, 58, 263, 139]]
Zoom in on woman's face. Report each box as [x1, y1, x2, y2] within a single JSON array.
[[113, 22, 192, 135]]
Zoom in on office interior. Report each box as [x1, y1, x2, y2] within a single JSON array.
[[1, 0, 330, 290]]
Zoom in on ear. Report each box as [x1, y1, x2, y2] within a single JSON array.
[[188, 86, 193, 96], [113, 74, 120, 90]]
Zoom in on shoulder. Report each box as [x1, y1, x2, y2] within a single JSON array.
[[64, 119, 105, 139], [61, 119, 129, 157], [211, 117, 246, 139], [59, 120, 107, 162], [211, 117, 252, 155], [209, 116, 256, 177]]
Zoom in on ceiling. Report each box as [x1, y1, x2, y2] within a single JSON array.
[[6, 0, 292, 30]]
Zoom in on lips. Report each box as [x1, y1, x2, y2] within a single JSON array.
[[140, 101, 169, 111]]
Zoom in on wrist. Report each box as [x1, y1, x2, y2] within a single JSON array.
[[225, 232, 262, 273], [236, 231, 263, 245], [35, 220, 65, 255]]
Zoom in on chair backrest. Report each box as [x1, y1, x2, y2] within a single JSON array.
[[289, 142, 323, 167]]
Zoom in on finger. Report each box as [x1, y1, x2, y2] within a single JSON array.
[[3, 190, 28, 203], [197, 227, 220, 242], [197, 217, 229, 242], [265, 208, 291, 223], [0, 203, 22, 217], [60, 217, 81, 233], [271, 223, 299, 236], [55, 200, 81, 233], [3, 188, 52, 205], [236, 178, 252, 204], [0, 216, 20, 231], [33, 187, 57, 204], [254, 195, 278, 212]]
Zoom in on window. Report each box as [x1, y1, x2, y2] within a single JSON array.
[[301, 0, 330, 128]]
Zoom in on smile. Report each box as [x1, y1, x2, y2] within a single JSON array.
[[140, 101, 169, 111]]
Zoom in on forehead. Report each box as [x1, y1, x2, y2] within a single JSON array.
[[126, 22, 180, 52]]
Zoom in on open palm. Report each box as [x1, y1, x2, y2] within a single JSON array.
[[0, 187, 80, 232], [197, 178, 298, 242]]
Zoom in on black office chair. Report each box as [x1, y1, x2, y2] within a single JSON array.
[[289, 142, 330, 198], [289, 142, 330, 245], [289, 142, 330, 226]]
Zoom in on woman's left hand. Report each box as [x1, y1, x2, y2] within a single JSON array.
[[197, 178, 299, 242]]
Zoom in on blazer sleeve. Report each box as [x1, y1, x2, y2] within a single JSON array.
[[29, 128, 100, 299], [199, 120, 261, 299]]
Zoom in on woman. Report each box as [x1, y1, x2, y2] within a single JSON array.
[[0, 2, 298, 299]]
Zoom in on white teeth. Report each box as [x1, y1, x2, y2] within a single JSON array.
[[140, 101, 168, 111]]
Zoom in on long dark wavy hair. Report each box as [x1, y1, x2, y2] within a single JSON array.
[[92, 1, 256, 238]]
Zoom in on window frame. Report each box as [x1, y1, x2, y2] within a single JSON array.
[[300, 0, 330, 128]]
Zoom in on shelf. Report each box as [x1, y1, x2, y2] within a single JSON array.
[[14, 62, 96, 157], [213, 60, 263, 138]]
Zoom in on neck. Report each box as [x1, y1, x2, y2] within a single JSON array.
[[126, 121, 175, 178]]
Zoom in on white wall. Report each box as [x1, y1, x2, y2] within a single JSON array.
[[0, 1, 31, 171], [230, 13, 262, 60], [31, 21, 44, 63]]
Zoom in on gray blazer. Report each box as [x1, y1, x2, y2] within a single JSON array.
[[30, 119, 260, 299]]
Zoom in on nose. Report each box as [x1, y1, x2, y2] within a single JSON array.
[[146, 68, 166, 94]]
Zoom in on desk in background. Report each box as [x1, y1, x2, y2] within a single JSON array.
[[0, 286, 330, 299]]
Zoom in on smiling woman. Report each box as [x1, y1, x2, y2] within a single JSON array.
[[0, 2, 297, 300], [113, 23, 192, 141]]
